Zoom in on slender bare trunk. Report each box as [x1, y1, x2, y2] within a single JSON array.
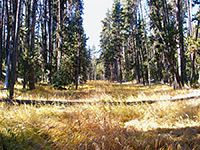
[[75, 1, 82, 90], [57, 0, 63, 71], [28, 0, 38, 90], [5, 0, 11, 62], [176, 0, 184, 88], [41, 0, 47, 81], [0, 1, 3, 78], [48, 0, 52, 83], [140, 0, 151, 87]]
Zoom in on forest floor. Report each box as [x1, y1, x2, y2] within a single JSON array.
[[0, 81, 200, 149], [1, 80, 200, 102]]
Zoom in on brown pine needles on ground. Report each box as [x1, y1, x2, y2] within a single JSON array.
[[0, 81, 200, 149]]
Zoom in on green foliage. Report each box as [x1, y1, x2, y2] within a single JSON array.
[[51, 0, 89, 89], [52, 62, 71, 89], [186, 35, 200, 56]]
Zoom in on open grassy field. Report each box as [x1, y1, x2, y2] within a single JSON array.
[[0, 81, 200, 149], [1, 80, 199, 102]]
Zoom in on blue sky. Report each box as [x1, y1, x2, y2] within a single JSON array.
[[83, 0, 113, 51]]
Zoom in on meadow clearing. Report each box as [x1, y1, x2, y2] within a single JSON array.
[[0, 81, 200, 149]]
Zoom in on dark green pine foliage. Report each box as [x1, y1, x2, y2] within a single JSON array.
[[100, 10, 113, 81], [100, 0, 148, 84], [52, 0, 89, 89], [0, 0, 89, 95], [122, 0, 138, 81], [111, 0, 124, 84], [148, 0, 183, 88], [100, 0, 124, 83], [186, 0, 200, 86]]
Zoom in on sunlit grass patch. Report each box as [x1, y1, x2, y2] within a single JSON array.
[[0, 90, 8, 99], [0, 81, 200, 149], [0, 98, 200, 149], [1, 80, 199, 103]]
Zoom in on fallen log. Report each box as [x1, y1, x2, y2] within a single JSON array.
[[0, 94, 200, 106]]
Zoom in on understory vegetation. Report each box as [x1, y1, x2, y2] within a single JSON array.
[[0, 81, 200, 149]]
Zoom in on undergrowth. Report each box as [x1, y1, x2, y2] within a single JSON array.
[[0, 81, 200, 149]]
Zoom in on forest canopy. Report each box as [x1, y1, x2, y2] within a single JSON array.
[[99, 0, 200, 88]]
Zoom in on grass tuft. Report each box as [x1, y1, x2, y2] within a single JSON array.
[[0, 81, 200, 149]]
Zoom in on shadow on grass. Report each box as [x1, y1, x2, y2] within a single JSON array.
[[86, 126, 200, 150], [0, 130, 54, 150], [70, 125, 200, 150], [0, 119, 200, 149], [133, 126, 200, 150]]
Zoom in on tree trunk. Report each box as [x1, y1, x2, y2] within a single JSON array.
[[48, 0, 52, 83], [4, 0, 16, 90], [5, 0, 11, 62], [75, 1, 82, 90], [135, 48, 140, 83], [187, 0, 193, 35], [196, 18, 199, 85], [1, 0, 6, 66], [199, 69, 200, 86], [28, 0, 38, 90], [176, 0, 185, 88], [140, 1, 151, 87], [57, 0, 64, 71], [118, 55, 122, 84], [10, 0, 21, 98], [0, 1, 3, 79], [187, 0, 195, 86], [23, 0, 31, 89], [41, 0, 47, 81], [4, 48, 11, 89]]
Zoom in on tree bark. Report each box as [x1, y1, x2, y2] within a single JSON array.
[[28, 0, 38, 90], [23, 0, 31, 89], [75, 1, 82, 90], [10, 0, 21, 98], [41, 0, 47, 82], [195, 19, 199, 85], [140, 0, 151, 87], [0, 1, 3, 79], [57, 0, 64, 71], [1, 0, 6, 64], [5, 0, 11, 62], [4, 0, 16, 90], [48, 0, 52, 83], [187, 0, 196, 86], [176, 0, 185, 88]]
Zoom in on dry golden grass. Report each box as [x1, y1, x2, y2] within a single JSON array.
[[0, 81, 200, 149], [1, 80, 199, 102]]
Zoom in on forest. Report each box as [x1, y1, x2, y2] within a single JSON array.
[[0, 0, 200, 149], [0, 0, 89, 98], [0, 0, 200, 98], [99, 0, 200, 88]]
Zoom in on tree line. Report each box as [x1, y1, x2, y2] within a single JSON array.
[[0, 0, 91, 98], [99, 0, 200, 88], [0, 0, 199, 99]]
